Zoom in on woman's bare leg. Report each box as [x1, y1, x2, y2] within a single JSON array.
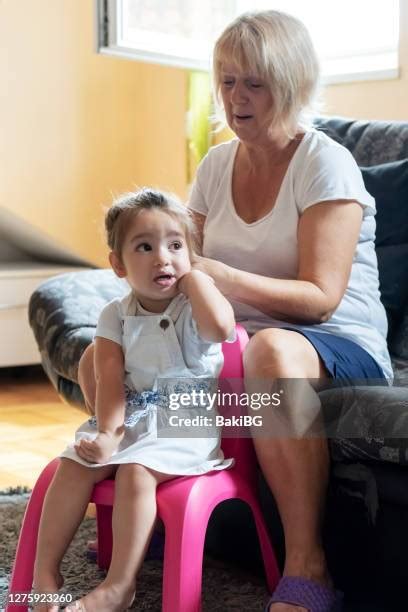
[[32, 458, 116, 612], [78, 343, 96, 416], [65, 464, 174, 612], [244, 328, 331, 612]]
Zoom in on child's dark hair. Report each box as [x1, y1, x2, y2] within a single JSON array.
[[105, 188, 197, 257]]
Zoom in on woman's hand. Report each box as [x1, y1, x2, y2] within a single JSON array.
[[192, 255, 234, 296]]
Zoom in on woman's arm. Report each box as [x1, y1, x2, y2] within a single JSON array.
[[192, 201, 363, 325], [75, 336, 125, 463], [178, 269, 235, 342]]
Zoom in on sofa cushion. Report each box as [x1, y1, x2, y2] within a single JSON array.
[[391, 313, 408, 361], [361, 159, 408, 247], [376, 244, 408, 339], [354, 160, 408, 339]]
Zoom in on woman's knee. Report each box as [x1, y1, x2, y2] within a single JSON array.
[[243, 328, 323, 379], [78, 343, 96, 413], [243, 328, 294, 375]]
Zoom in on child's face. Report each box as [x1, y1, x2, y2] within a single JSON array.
[[111, 208, 191, 312]]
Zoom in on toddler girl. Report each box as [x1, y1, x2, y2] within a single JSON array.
[[33, 188, 235, 612]]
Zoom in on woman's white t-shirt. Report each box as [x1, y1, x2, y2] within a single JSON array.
[[188, 129, 392, 380]]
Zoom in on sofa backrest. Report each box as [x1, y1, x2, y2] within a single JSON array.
[[314, 116, 408, 165]]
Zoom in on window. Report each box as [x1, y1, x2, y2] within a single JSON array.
[[97, 0, 400, 84]]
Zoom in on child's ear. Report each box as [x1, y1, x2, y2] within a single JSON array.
[[109, 251, 127, 278]]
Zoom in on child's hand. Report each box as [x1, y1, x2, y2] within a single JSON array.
[[75, 430, 124, 464], [178, 269, 214, 295], [177, 267, 235, 342], [191, 256, 234, 295]]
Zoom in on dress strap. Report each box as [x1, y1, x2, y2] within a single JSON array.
[[164, 294, 187, 323], [129, 292, 187, 322]]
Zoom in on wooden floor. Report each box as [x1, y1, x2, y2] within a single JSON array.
[[0, 366, 85, 489]]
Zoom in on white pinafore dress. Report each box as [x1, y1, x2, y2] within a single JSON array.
[[60, 293, 233, 475]]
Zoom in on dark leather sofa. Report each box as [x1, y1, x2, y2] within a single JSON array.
[[29, 116, 408, 610]]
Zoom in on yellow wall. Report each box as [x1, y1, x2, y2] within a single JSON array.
[[0, 0, 187, 266], [0, 1, 406, 265]]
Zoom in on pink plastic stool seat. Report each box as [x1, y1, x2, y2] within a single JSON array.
[[6, 325, 280, 612]]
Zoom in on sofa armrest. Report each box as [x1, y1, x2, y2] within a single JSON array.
[[319, 385, 408, 466], [28, 269, 128, 384]]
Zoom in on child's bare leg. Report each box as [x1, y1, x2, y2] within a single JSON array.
[[33, 458, 116, 611], [66, 464, 173, 612], [78, 344, 96, 416]]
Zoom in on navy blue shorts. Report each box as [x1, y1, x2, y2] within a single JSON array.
[[285, 329, 386, 381]]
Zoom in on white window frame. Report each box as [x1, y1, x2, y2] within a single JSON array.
[[95, 0, 400, 85]]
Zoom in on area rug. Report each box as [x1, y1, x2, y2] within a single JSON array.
[[0, 491, 269, 611]]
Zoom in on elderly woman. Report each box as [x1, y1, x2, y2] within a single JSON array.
[[188, 9, 391, 612]]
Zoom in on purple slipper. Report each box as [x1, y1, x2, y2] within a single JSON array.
[[265, 576, 343, 611]]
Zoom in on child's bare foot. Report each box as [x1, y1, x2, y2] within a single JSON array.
[[65, 581, 135, 612], [75, 431, 124, 464], [32, 571, 64, 612]]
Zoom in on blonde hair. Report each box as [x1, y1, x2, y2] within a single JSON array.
[[213, 10, 321, 138], [105, 188, 196, 258]]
